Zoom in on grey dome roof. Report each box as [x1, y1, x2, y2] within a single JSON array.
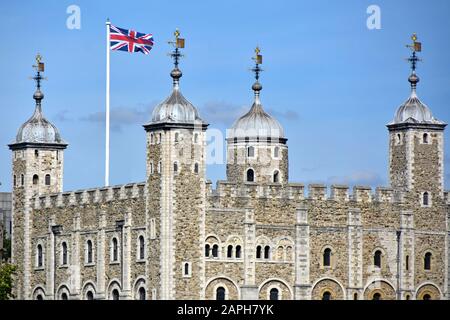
[[15, 104, 64, 144], [150, 67, 203, 124], [229, 99, 284, 139]]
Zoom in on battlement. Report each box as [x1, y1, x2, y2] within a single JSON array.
[[32, 182, 146, 209], [207, 181, 403, 204]]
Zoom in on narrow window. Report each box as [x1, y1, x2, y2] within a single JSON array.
[[273, 170, 280, 183], [423, 192, 429, 206], [423, 133, 429, 144], [158, 161, 161, 174], [216, 287, 226, 300], [424, 252, 432, 270], [139, 287, 146, 300], [405, 255, 409, 271], [86, 291, 94, 300], [247, 146, 255, 157], [323, 248, 331, 267], [205, 244, 210, 257], [33, 174, 39, 185], [45, 174, 51, 186], [37, 244, 43, 267], [194, 133, 199, 143], [406, 295, 410, 300], [396, 133, 401, 144], [112, 289, 119, 300], [322, 291, 331, 300], [212, 244, 218, 258], [274, 146, 279, 158], [264, 246, 270, 259], [150, 133, 154, 144], [353, 293, 358, 300], [372, 293, 381, 300], [174, 132, 179, 142], [256, 246, 262, 259], [56, 150, 59, 160], [21, 174, 24, 186], [62, 242, 68, 265], [150, 162, 154, 174], [112, 238, 118, 262], [194, 163, 199, 174], [87, 240, 93, 264], [13, 175, 16, 187], [235, 245, 242, 259], [158, 133, 162, 144], [184, 263, 190, 276], [61, 293, 68, 300], [35, 149, 39, 158], [246, 169, 254, 182], [150, 218, 156, 239], [139, 236, 145, 260], [374, 250, 382, 268], [227, 245, 233, 258], [270, 288, 279, 300], [173, 162, 178, 173]]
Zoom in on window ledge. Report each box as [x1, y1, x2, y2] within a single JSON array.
[[136, 259, 146, 263], [84, 263, 96, 267], [34, 267, 45, 271], [58, 265, 69, 269], [109, 261, 120, 265]]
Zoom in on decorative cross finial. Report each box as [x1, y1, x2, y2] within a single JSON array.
[[168, 28, 185, 69], [406, 33, 422, 72]]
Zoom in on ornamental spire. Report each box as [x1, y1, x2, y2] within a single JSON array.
[[31, 53, 46, 110], [406, 33, 422, 93], [168, 28, 185, 89], [250, 46, 263, 104]]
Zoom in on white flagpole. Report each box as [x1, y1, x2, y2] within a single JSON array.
[[105, 19, 111, 186]]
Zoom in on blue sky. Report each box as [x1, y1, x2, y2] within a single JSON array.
[[1, 0, 449, 192]]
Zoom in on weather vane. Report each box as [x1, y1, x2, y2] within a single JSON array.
[[251, 46, 263, 81], [31, 53, 46, 89], [168, 28, 185, 68], [406, 33, 422, 72]]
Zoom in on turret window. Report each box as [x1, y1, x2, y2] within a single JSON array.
[[86, 240, 93, 264], [35, 149, 39, 158], [150, 133, 154, 144], [212, 244, 219, 258], [194, 133, 199, 144], [264, 246, 271, 259], [111, 237, 119, 262], [150, 162, 154, 174], [273, 170, 280, 183], [194, 163, 199, 174], [273, 146, 279, 158], [256, 245, 262, 259], [36, 244, 43, 268], [45, 174, 51, 186], [227, 245, 233, 258], [247, 146, 255, 158], [61, 241, 68, 266], [21, 174, 24, 186], [422, 192, 430, 206], [423, 133, 429, 144], [173, 162, 178, 173], [406, 255, 409, 271], [424, 252, 432, 270], [205, 244, 210, 257], [183, 262, 191, 277], [323, 248, 332, 267], [374, 250, 382, 268], [246, 169, 255, 182], [138, 236, 145, 260], [396, 133, 402, 145], [174, 132, 179, 142], [33, 174, 39, 185], [158, 161, 162, 174], [235, 245, 242, 258], [13, 175, 16, 187]]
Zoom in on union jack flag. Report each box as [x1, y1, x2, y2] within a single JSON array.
[[109, 24, 154, 54]]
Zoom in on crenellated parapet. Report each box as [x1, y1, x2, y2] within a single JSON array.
[[32, 182, 146, 209]]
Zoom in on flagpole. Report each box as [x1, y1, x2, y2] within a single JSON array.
[[105, 18, 111, 187]]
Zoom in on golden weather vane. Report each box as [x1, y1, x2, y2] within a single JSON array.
[[33, 53, 45, 72], [406, 33, 422, 72], [252, 46, 262, 64]]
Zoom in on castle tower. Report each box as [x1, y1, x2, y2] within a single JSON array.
[[227, 48, 288, 184], [143, 30, 208, 299], [387, 35, 446, 199], [8, 55, 67, 299]]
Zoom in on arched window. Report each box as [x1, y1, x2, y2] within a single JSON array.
[[21, 174, 24, 186], [236, 245, 242, 259], [112, 238, 118, 262], [423, 294, 431, 300], [194, 133, 199, 143], [247, 146, 255, 158], [273, 170, 280, 183], [45, 174, 51, 186], [13, 175, 16, 187], [61, 242, 68, 265], [323, 248, 331, 267], [139, 236, 145, 260], [264, 246, 270, 259], [194, 163, 199, 174], [423, 192, 429, 206], [374, 250, 382, 268], [227, 245, 233, 258], [158, 161, 161, 174], [150, 133, 154, 144], [205, 244, 210, 257], [216, 287, 226, 300], [37, 244, 43, 267], [173, 162, 178, 173], [212, 244, 219, 258], [86, 291, 94, 300], [256, 246, 262, 259], [150, 162, 154, 174], [36, 294, 43, 300], [246, 169, 255, 182], [61, 292, 68, 300], [35, 149, 39, 158], [270, 288, 279, 300], [274, 146, 279, 158], [406, 295, 410, 300], [423, 133, 429, 144], [396, 133, 401, 144], [372, 293, 381, 300], [139, 287, 146, 300], [174, 132, 179, 142], [424, 252, 432, 270], [184, 263, 190, 276], [158, 133, 162, 144], [353, 293, 358, 300], [322, 291, 331, 300], [406, 255, 409, 271], [112, 289, 120, 300], [86, 240, 93, 264], [33, 174, 39, 185], [56, 150, 59, 161]]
